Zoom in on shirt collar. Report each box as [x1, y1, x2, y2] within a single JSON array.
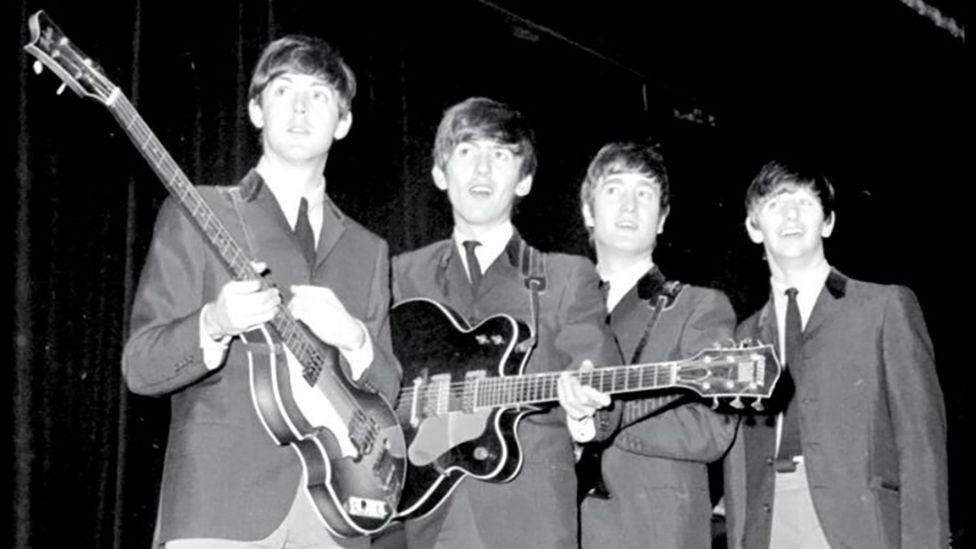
[[452, 221, 514, 275], [597, 256, 656, 311], [255, 157, 325, 229], [770, 261, 831, 328]]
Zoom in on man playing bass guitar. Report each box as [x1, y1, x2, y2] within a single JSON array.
[[123, 35, 400, 548]]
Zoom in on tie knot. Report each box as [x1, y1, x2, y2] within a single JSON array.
[[786, 287, 799, 300], [298, 196, 309, 216], [462, 240, 481, 253]]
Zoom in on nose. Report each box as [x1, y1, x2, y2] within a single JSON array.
[[620, 189, 637, 212], [783, 201, 800, 220], [475, 150, 491, 175], [292, 91, 308, 114]]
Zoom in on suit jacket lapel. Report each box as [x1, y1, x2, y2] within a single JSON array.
[[314, 196, 347, 269], [609, 267, 665, 362], [802, 268, 848, 341], [479, 232, 522, 296], [433, 241, 476, 317]]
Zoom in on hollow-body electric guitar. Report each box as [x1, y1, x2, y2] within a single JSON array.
[[24, 11, 405, 537], [390, 298, 780, 519]]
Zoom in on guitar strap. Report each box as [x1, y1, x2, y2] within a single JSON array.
[[516, 242, 547, 355], [621, 279, 685, 426], [628, 280, 683, 364]]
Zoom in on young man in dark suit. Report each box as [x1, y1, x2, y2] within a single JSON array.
[[123, 35, 400, 548], [723, 160, 949, 548], [559, 141, 738, 548], [392, 97, 619, 549]]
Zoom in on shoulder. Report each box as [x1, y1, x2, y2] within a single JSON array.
[[325, 199, 389, 251], [678, 284, 733, 311], [393, 239, 452, 272], [540, 251, 598, 279], [735, 303, 766, 338]]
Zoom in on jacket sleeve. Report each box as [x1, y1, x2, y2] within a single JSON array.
[[618, 289, 738, 461], [554, 257, 622, 438], [353, 240, 402, 405], [881, 287, 949, 547], [122, 197, 217, 396]]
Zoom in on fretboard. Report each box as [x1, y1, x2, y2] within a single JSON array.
[[471, 361, 680, 409]]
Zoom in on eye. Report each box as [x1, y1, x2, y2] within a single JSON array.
[[310, 88, 331, 102], [636, 187, 655, 200], [455, 144, 474, 157], [492, 148, 513, 162], [272, 84, 288, 97]]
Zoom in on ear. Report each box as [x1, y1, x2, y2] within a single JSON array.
[[745, 215, 764, 244], [248, 98, 264, 129], [432, 166, 448, 191], [581, 201, 594, 229], [333, 111, 353, 141], [657, 208, 669, 235], [822, 211, 836, 238], [514, 175, 534, 197]]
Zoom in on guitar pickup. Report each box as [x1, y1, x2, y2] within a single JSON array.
[[345, 496, 389, 519]]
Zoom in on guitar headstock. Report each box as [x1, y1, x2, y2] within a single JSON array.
[[24, 10, 118, 105], [675, 342, 781, 411]]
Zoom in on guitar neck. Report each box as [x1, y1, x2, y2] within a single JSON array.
[[107, 94, 327, 383], [473, 361, 682, 409]]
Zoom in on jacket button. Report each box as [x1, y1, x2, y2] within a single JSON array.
[[762, 504, 771, 514], [765, 456, 775, 466]]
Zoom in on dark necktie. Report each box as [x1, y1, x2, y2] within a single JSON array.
[[295, 197, 316, 267], [777, 287, 803, 461], [462, 240, 483, 291]]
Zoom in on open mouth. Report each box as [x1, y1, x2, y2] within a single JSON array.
[[615, 219, 639, 230], [469, 184, 493, 197], [779, 226, 804, 237]]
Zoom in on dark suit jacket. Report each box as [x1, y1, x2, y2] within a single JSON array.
[[582, 268, 737, 549], [392, 233, 619, 549], [723, 270, 948, 549], [123, 170, 400, 544]]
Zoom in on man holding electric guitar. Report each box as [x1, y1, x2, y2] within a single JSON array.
[[122, 35, 401, 548], [391, 97, 620, 549], [559, 141, 739, 549]]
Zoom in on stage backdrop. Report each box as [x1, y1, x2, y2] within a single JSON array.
[[6, 1, 966, 547]]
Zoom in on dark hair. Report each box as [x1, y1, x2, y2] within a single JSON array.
[[433, 97, 536, 179], [248, 34, 356, 116], [745, 160, 836, 219], [580, 141, 671, 213]]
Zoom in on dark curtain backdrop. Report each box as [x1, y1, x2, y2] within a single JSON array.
[[6, 1, 967, 547]]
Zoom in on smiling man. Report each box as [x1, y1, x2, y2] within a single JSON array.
[[123, 35, 400, 548], [559, 141, 737, 548], [392, 97, 618, 549], [723, 159, 949, 548]]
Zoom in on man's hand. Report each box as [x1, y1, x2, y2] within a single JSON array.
[[288, 285, 366, 352], [557, 359, 611, 420], [203, 277, 281, 340]]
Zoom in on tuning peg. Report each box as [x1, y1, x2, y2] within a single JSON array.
[[729, 396, 745, 409], [751, 400, 764, 412], [56, 83, 67, 95], [33, 60, 44, 75], [711, 397, 720, 410]]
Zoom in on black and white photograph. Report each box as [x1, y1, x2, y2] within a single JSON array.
[[6, 1, 966, 547]]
